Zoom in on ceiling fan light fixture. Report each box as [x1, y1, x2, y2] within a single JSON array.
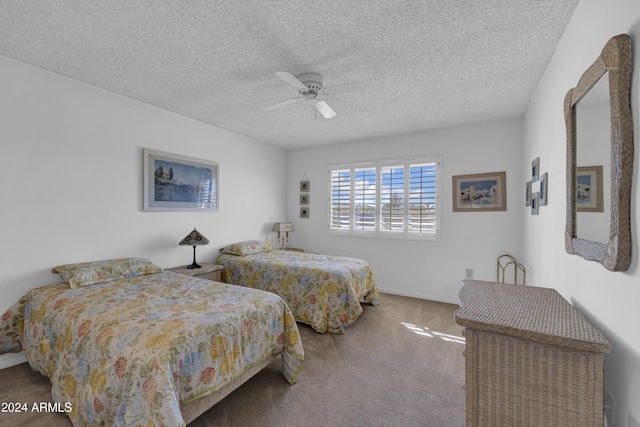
[[264, 71, 364, 118]]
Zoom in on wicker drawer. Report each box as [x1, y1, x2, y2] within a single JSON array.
[[192, 270, 221, 281], [455, 280, 611, 427], [167, 263, 223, 282]]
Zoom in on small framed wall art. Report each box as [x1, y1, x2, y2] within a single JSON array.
[[525, 181, 532, 207], [531, 192, 539, 215], [539, 173, 548, 206], [299, 176, 310, 218], [532, 157, 540, 182]]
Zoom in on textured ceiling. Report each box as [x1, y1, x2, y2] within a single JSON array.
[[0, 0, 579, 149]]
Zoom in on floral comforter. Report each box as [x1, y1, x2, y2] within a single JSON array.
[[0, 272, 304, 426], [216, 250, 379, 334]]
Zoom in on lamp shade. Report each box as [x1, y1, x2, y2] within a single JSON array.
[[272, 222, 294, 232], [179, 228, 210, 246]]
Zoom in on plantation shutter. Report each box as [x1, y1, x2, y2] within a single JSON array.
[[330, 169, 351, 229], [408, 163, 437, 234], [380, 165, 404, 232], [328, 155, 440, 240], [354, 167, 376, 230]]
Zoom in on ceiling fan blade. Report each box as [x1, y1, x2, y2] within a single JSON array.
[[274, 72, 308, 91], [315, 101, 336, 119], [324, 81, 366, 96], [263, 97, 301, 111]]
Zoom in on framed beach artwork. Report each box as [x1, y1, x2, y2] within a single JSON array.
[[576, 166, 603, 212], [143, 148, 219, 212], [452, 171, 507, 212]]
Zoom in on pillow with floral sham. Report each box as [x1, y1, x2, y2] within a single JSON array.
[[220, 240, 273, 256], [52, 257, 163, 288]]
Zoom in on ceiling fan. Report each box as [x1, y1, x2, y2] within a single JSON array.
[[264, 72, 366, 119]]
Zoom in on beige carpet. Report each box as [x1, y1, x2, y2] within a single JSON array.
[[0, 293, 465, 427]]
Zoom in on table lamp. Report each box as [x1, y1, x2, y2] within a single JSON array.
[[179, 228, 210, 269], [272, 222, 294, 249]]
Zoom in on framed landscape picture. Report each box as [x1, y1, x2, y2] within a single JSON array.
[[143, 148, 219, 212], [452, 171, 507, 212], [576, 166, 603, 212]]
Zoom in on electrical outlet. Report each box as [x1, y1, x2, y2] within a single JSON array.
[[465, 268, 474, 279], [629, 413, 640, 427], [605, 389, 616, 426]]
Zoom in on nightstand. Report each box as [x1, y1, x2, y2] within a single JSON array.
[[167, 263, 223, 282], [284, 247, 304, 252]]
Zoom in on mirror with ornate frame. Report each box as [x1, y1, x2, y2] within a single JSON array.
[[564, 34, 633, 271]]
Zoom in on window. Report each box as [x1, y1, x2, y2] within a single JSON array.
[[329, 155, 440, 240]]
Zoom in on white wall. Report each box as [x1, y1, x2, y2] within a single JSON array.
[[0, 55, 287, 315], [286, 118, 524, 304], [523, 0, 640, 424]]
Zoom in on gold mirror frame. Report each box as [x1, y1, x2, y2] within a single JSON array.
[[564, 34, 633, 271]]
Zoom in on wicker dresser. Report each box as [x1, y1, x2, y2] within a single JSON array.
[[455, 280, 612, 427]]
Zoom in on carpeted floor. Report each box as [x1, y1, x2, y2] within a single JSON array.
[[0, 293, 465, 426]]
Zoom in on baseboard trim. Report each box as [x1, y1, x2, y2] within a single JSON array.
[[0, 351, 27, 370], [377, 288, 458, 305]]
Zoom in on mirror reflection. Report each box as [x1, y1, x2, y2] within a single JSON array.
[[575, 72, 610, 243]]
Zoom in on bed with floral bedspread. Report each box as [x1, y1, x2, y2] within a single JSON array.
[[0, 257, 304, 426], [216, 241, 380, 334]]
